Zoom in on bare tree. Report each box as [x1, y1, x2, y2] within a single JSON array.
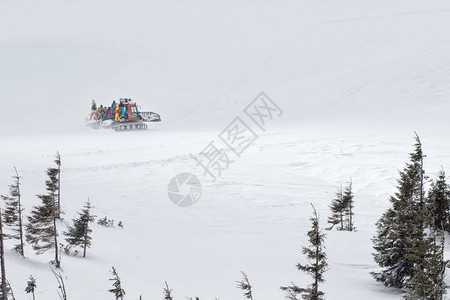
[[51, 268, 67, 300], [6, 281, 14, 300]]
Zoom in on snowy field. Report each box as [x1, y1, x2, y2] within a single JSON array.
[[2, 0, 450, 299]]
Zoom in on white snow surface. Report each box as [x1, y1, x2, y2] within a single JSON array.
[[2, 0, 450, 299]]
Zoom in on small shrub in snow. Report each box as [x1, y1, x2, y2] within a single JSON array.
[[25, 275, 37, 300], [98, 216, 115, 228], [163, 281, 173, 300], [64, 200, 95, 257], [109, 267, 125, 300], [236, 271, 253, 300]]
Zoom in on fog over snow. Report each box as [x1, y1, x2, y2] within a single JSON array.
[[1, 0, 450, 299]]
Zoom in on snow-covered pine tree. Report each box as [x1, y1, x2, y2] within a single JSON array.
[[432, 233, 448, 299], [109, 267, 125, 300], [236, 271, 253, 300], [371, 134, 426, 288], [427, 169, 450, 232], [342, 179, 355, 231], [281, 204, 328, 300], [163, 281, 173, 300], [25, 186, 60, 268], [402, 228, 448, 300], [64, 200, 95, 257], [46, 153, 62, 219], [25, 275, 36, 300], [0, 207, 9, 300], [402, 180, 450, 299], [1, 168, 25, 256], [326, 186, 345, 230]]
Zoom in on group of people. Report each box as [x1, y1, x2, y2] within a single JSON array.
[[90, 100, 129, 122]]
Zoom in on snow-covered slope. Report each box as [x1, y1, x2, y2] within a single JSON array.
[[1, 0, 450, 299]]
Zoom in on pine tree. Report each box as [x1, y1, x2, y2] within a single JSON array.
[[372, 134, 426, 289], [326, 186, 345, 230], [163, 281, 173, 300], [109, 267, 125, 300], [236, 271, 253, 300], [46, 153, 62, 219], [1, 168, 25, 256], [432, 233, 448, 299], [0, 208, 9, 300], [25, 275, 36, 300], [427, 169, 450, 232], [54, 152, 62, 219], [342, 180, 355, 231], [402, 230, 448, 300], [281, 204, 328, 300], [403, 183, 450, 299], [64, 201, 95, 257], [26, 165, 61, 268]]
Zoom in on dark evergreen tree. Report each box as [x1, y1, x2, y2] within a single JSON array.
[[64, 200, 95, 257], [0, 208, 9, 300], [109, 267, 125, 300], [281, 204, 328, 300], [327, 181, 355, 231], [402, 229, 448, 300], [25, 275, 36, 300], [46, 153, 62, 219], [342, 180, 355, 231], [163, 281, 173, 300], [326, 186, 345, 230], [402, 182, 450, 300], [372, 134, 426, 289], [427, 169, 450, 232], [1, 168, 24, 256], [236, 271, 253, 300], [26, 167, 61, 268]]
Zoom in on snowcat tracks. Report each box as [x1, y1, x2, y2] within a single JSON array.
[[112, 123, 148, 131]]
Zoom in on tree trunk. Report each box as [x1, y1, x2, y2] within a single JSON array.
[[0, 208, 9, 300], [314, 235, 319, 298], [348, 205, 353, 231], [83, 230, 88, 258], [53, 216, 60, 269]]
